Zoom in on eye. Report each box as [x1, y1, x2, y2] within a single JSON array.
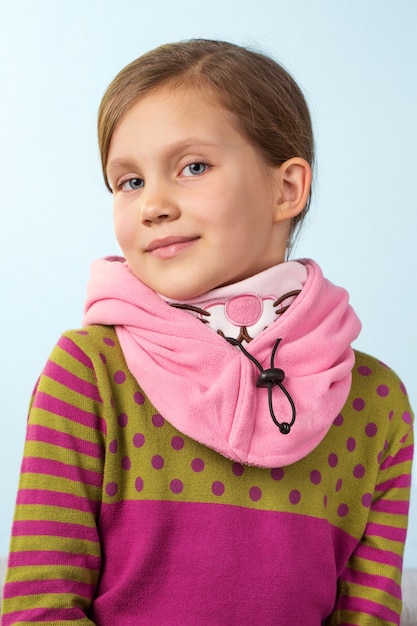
[[120, 177, 144, 191], [181, 162, 208, 177]]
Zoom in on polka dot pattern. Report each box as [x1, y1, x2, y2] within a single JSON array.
[[122, 456, 131, 470], [337, 503, 349, 517], [171, 436, 184, 450], [353, 464, 365, 479], [249, 486, 262, 502], [346, 437, 356, 452], [106, 482, 118, 496], [152, 414, 164, 428], [191, 458, 204, 472], [271, 468, 284, 481], [133, 433, 145, 448], [362, 493, 372, 507], [232, 463, 244, 477], [328, 454, 338, 468], [212, 481, 225, 496], [377, 384, 389, 397], [114, 371, 126, 384], [310, 470, 321, 485], [118, 413, 128, 427], [151, 455, 164, 470], [402, 412, 412, 425], [353, 398, 365, 411], [170, 479, 183, 494], [365, 423, 377, 437], [134, 391, 145, 405], [289, 490, 301, 505], [333, 414, 344, 426]]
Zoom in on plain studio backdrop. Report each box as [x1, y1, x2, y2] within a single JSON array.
[[0, 0, 416, 568]]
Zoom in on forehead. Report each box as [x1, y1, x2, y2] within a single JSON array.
[[121, 85, 235, 132], [107, 85, 245, 161]]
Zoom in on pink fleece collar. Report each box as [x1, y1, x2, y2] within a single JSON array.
[[83, 257, 361, 468]]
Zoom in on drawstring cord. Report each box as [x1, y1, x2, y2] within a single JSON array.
[[225, 337, 296, 435]]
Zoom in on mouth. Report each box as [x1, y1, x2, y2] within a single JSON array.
[[146, 235, 200, 259]]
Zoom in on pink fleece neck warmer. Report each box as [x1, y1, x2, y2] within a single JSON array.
[[83, 257, 361, 468]]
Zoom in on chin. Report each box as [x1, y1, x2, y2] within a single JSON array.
[[155, 280, 217, 302], [157, 287, 207, 301]]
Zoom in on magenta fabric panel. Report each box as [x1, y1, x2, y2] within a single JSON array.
[[93, 499, 354, 625]]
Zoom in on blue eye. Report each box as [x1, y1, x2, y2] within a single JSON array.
[[182, 162, 207, 177], [121, 177, 144, 191]]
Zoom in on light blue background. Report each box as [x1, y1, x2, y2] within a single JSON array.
[[0, 0, 415, 567]]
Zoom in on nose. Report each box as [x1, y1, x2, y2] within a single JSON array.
[[140, 183, 180, 226]]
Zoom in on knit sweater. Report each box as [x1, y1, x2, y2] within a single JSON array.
[[1, 325, 413, 625]]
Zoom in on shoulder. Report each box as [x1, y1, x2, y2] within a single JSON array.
[[35, 323, 148, 422], [51, 325, 121, 365], [352, 350, 411, 405], [55, 324, 149, 403], [43, 324, 128, 390], [350, 349, 413, 438], [60, 324, 119, 350]]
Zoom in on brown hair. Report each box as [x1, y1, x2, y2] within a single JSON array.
[[98, 39, 314, 249]]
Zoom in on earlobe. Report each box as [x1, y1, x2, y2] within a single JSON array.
[[273, 157, 312, 222]]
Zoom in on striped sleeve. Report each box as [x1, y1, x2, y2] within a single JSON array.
[[327, 380, 414, 625], [1, 333, 107, 625]]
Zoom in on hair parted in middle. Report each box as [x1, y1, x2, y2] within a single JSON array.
[[98, 38, 315, 248]]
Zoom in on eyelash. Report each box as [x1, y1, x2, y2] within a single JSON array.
[[116, 160, 210, 192]]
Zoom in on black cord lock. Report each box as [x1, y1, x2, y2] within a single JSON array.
[[225, 337, 296, 435], [256, 368, 285, 388]]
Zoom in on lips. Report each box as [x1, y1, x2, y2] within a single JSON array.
[[146, 235, 199, 259]]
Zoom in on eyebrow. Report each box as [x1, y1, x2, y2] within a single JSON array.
[[106, 137, 219, 178]]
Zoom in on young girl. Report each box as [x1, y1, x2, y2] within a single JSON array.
[[1, 39, 414, 625]]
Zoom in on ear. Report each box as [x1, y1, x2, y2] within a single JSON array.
[[273, 157, 312, 222]]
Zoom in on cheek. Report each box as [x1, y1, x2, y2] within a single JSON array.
[[113, 209, 133, 248]]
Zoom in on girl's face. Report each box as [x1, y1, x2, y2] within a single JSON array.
[[107, 86, 290, 300]]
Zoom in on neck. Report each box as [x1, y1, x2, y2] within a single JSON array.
[[164, 261, 307, 343]]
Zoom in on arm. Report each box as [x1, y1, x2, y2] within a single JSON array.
[[1, 332, 107, 625], [326, 373, 414, 626]]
